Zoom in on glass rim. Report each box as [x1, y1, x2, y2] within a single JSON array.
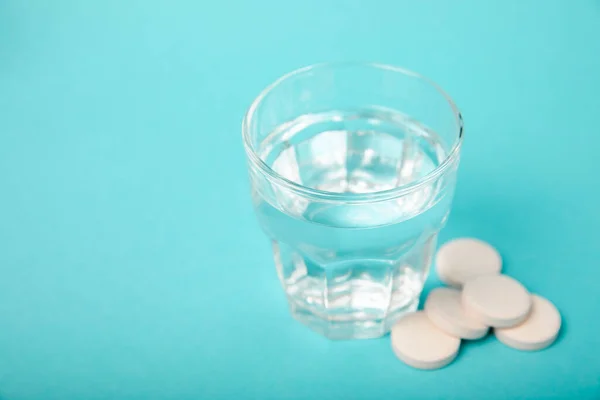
[[242, 62, 464, 204]]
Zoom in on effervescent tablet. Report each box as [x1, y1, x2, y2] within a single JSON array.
[[391, 312, 460, 370], [425, 287, 489, 340], [495, 295, 561, 351], [436, 238, 502, 287], [462, 274, 531, 328]]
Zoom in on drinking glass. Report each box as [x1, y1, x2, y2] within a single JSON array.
[[242, 63, 463, 339]]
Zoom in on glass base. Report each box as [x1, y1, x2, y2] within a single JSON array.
[[289, 297, 419, 340], [273, 236, 436, 340], [273, 235, 435, 340]]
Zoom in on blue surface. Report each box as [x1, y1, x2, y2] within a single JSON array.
[[0, 1, 599, 399]]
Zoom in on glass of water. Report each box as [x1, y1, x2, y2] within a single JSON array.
[[242, 63, 463, 339]]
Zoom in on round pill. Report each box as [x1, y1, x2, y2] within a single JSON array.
[[425, 287, 489, 340], [462, 275, 531, 328], [495, 295, 561, 351], [436, 238, 502, 287], [391, 311, 460, 370]]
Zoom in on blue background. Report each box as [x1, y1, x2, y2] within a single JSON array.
[[0, 1, 599, 399]]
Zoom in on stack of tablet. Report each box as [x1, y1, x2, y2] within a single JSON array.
[[391, 238, 561, 370]]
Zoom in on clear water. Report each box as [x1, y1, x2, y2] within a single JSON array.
[[253, 108, 454, 339]]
